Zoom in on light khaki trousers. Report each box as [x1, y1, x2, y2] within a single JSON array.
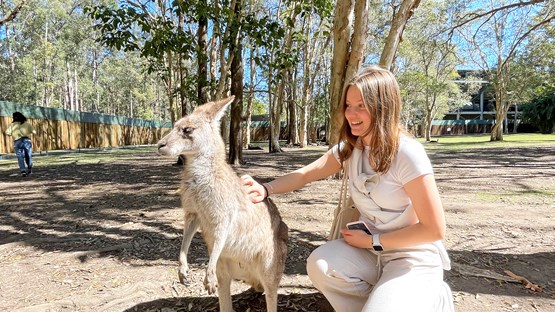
[[306, 239, 454, 312]]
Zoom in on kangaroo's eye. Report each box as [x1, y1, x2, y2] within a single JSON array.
[[182, 127, 194, 135]]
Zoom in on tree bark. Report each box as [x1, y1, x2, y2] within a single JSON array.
[[244, 49, 255, 148], [197, 14, 209, 104], [328, 0, 353, 146], [288, 73, 298, 145], [299, 14, 312, 148], [228, 0, 243, 165], [379, 0, 421, 70], [74, 67, 79, 111]]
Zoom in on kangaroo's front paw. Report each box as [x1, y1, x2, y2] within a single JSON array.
[[204, 269, 218, 294], [178, 263, 190, 285]]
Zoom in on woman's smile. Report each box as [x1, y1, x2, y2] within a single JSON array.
[[345, 86, 371, 138]]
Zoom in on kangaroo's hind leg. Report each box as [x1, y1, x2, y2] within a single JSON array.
[[216, 261, 234, 312], [260, 274, 280, 312]]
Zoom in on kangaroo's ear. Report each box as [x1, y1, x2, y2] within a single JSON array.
[[195, 96, 235, 121], [212, 96, 235, 122]]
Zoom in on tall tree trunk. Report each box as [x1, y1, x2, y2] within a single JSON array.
[[300, 17, 311, 147], [491, 86, 506, 141], [379, 0, 421, 70], [215, 1, 233, 100], [228, 0, 243, 165], [271, 72, 287, 152], [43, 20, 49, 107], [329, 0, 367, 147], [288, 70, 299, 145], [197, 14, 209, 105], [130, 92, 134, 117], [74, 67, 79, 111], [270, 1, 299, 152], [209, 13, 219, 99], [66, 60, 73, 110], [268, 57, 276, 152], [92, 20, 100, 112], [165, 51, 176, 124], [33, 60, 38, 105], [94, 54, 100, 112], [244, 48, 256, 149]]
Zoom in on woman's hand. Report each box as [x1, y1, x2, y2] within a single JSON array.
[[241, 175, 266, 203], [341, 229, 373, 249]]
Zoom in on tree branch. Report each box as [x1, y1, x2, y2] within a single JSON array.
[[0, 0, 27, 26], [452, 0, 547, 31], [501, 13, 555, 69]]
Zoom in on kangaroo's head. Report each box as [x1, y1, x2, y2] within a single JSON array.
[[157, 96, 235, 157]]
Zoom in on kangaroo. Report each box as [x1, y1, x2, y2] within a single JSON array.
[[157, 96, 288, 312]]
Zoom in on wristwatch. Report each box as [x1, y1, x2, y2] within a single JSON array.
[[372, 233, 384, 251]]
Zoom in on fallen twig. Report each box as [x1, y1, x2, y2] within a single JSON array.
[[504, 270, 543, 292]]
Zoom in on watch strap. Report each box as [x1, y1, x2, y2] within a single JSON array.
[[372, 233, 384, 251]]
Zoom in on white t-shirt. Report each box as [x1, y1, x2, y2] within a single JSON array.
[[332, 135, 433, 231], [332, 136, 451, 270]]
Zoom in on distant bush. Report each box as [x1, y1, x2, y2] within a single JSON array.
[[521, 92, 555, 134]]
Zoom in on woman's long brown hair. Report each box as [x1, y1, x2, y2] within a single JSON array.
[[337, 65, 403, 174]]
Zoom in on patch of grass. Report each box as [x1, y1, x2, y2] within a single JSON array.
[[419, 133, 555, 151], [0, 146, 158, 170], [476, 189, 554, 202]]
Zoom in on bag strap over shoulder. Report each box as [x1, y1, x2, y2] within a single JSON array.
[[338, 165, 349, 208], [328, 161, 360, 240]]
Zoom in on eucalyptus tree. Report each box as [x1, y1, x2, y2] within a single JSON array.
[[398, 0, 468, 141], [453, 0, 555, 141], [88, 0, 289, 163], [298, 0, 333, 147], [2, 0, 87, 108], [86, 0, 198, 123], [328, 0, 421, 147]]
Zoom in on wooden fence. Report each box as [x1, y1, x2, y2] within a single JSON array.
[[0, 102, 172, 155]]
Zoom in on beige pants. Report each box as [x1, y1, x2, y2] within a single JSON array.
[[306, 239, 454, 312]]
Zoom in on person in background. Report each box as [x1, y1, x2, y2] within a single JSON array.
[[242, 65, 454, 311], [5, 112, 36, 177]]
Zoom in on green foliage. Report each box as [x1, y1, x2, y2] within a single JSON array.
[[251, 98, 267, 115], [521, 91, 555, 134], [85, 5, 196, 73]]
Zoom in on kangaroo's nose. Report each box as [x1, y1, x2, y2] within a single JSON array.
[[157, 141, 166, 149]]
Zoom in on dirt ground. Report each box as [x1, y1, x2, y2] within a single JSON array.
[[0, 143, 554, 312]]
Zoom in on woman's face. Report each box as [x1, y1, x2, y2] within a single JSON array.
[[345, 86, 372, 143]]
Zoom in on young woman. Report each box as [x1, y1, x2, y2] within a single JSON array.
[[242, 65, 454, 311], [5, 112, 35, 177]]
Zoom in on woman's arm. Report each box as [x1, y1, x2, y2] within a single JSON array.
[[243, 148, 342, 203], [342, 174, 446, 249]]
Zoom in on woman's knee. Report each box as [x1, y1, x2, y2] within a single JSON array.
[[306, 240, 376, 287], [306, 246, 326, 286]]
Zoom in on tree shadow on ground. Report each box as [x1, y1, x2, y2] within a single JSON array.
[[0, 149, 328, 281], [122, 288, 333, 312], [446, 250, 554, 298]]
